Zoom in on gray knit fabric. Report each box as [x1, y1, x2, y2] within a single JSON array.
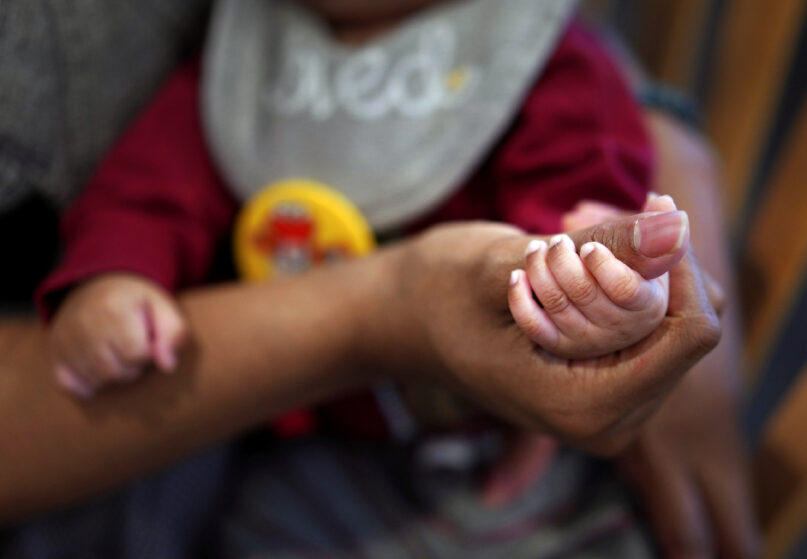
[[3, 439, 656, 558], [0, 0, 211, 213], [203, 0, 575, 232]]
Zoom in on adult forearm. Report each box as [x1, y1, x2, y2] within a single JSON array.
[[648, 110, 744, 395], [0, 250, 396, 524], [0, 211, 724, 522], [628, 112, 759, 557]]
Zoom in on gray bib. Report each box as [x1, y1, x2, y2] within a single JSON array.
[[203, 0, 574, 232]]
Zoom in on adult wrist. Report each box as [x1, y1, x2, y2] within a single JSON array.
[[346, 242, 422, 379]]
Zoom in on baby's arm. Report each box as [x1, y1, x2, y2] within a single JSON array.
[[38, 61, 236, 398], [509, 195, 687, 359], [49, 274, 187, 398]]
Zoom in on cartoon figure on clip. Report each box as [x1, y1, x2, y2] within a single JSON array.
[[253, 202, 349, 275]]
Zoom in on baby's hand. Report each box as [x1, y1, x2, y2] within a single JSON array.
[[49, 273, 187, 398], [508, 234, 671, 359]]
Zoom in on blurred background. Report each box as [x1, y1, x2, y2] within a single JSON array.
[[1, 0, 806, 556], [583, 1, 807, 557]]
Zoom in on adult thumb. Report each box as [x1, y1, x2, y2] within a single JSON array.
[[566, 209, 690, 280]]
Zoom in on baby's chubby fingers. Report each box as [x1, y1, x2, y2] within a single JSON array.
[[49, 321, 105, 397], [508, 266, 560, 349], [110, 310, 153, 369], [54, 362, 96, 399], [579, 242, 658, 311], [523, 237, 591, 341], [88, 342, 135, 383], [145, 295, 188, 373], [545, 234, 601, 309], [546, 233, 646, 330]]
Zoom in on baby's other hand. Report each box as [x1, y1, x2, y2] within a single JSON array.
[[49, 273, 187, 398]]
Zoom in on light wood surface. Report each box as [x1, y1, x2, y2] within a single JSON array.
[[705, 0, 807, 228]]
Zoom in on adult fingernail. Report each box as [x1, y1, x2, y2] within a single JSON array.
[[633, 211, 689, 258]]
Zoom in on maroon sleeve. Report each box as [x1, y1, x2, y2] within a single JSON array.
[[36, 60, 237, 319], [492, 22, 653, 234]]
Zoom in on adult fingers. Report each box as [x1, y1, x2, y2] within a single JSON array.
[[577, 249, 721, 435], [703, 271, 726, 316], [638, 249, 721, 385], [566, 210, 690, 280], [562, 200, 627, 231]]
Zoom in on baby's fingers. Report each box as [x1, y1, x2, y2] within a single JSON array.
[[50, 325, 102, 397], [545, 234, 644, 333], [146, 297, 187, 373], [508, 268, 560, 348], [54, 362, 96, 399], [580, 242, 655, 311], [77, 341, 138, 387]]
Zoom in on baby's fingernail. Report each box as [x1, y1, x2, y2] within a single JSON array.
[[55, 367, 95, 399], [580, 242, 597, 259], [524, 239, 546, 257], [634, 211, 689, 258], [549, 234, 565, 248], [658, 194, 675, 206], [655, 195, 677, 211], [510, 269, 522, 286], [645, 194, 677, 213]]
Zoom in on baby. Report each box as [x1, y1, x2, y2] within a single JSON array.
[[40, 0, 677, 398], [48, 196, 686, 396]]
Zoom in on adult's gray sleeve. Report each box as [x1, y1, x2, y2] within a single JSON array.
[[0, 0, 211, 214]]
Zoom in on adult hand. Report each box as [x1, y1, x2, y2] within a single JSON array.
[[373, 207, 720, 455], [563, 194, 755, 557], [0, 207, 718, 521], [480, 194, 716, 505]]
